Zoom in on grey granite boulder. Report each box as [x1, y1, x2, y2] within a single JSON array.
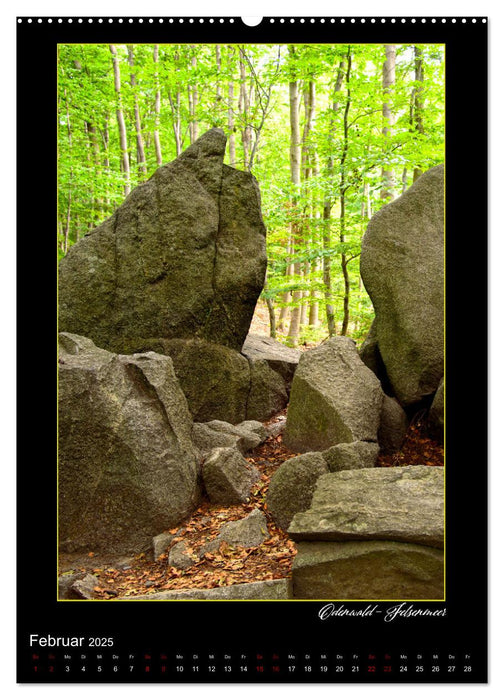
[[288, 466, 444, 548], [199, 419, 266, 454], [202, 447, 260, 505], [148, 338, 251, 424], [246, 359, 288, 421], [284, 337, 383, 453], [292, 541, 444, 600], [218, 508, 269, 548], [428, 378, 444, 442], [121, 578, 291, 600], [266, 452, 329, 531], [168, 541, 197, 570], [58, 333, 200, 555], [59, 129, 267, 353], [152, 532, 175, 560], [242, 333, 301, 391], [322, 441, 379, 471], [378, 395, 409, 454], [360, 165, 444, 406]]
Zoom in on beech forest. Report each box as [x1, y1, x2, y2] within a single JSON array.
[[58, 43, 444, 347]]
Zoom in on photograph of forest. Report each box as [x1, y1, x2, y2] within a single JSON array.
[[57, 43, 445, 601]]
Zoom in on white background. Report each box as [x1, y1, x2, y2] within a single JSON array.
[[1, 1, 501, 698]]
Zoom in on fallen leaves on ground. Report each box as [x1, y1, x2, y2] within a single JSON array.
[[377, 413, 444, 468], [61, 408, 443, 599]]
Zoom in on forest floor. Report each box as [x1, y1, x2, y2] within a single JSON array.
[[59, 410, 444, 600]]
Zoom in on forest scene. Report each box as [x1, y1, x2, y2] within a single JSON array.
[[58, 42, 444, 346], [58, 43, 445, 602]]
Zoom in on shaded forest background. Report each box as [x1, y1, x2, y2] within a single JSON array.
[[58, 43, 444, 347]]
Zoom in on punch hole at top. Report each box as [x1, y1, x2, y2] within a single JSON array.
[[241, 16, 263, 27]]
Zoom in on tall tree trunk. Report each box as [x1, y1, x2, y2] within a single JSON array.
[[381, 44, 396, 201], [286, 64, 302, 347], [214, 45, 221, 112], [62, 87, 73, 253], [110, 44, 131, 197], [127, 45, 147, 177], [277, 237, 293, 332], [188, 48, 199, 143], [153, 45, 163, 165], [322, 61, 345, 337], [239, 48, 252, 169], [340, 48, 352, 337], [299, 81, 316, 330], [227, 47, 237, 166], [413, 46, 425, 182]]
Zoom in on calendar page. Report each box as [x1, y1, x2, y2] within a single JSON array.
[[16, 13, 488, 684]]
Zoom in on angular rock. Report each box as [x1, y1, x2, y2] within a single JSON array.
[[292, 541, 444, 600], [266, 415, 287, 439], [192, 420, 265, 458], [168, 541, 197, 570], [58, 572, 85, 600], [266, 452, 329, 531], [156, 338, 251, 424], [358, 319, 394, 396], [246, 359, 288, 421], [122, 578, 292, 600], [204, 420, 265, 452], [242, 333, 301, 390], [237, 420, 268, 442], [69, 574, 100, 600], [192, 422, 240, 457], [218, 509, 269, 548], [360, 165, 444, 406], [288, 466, 444, 548], [322, 441, 379, 471], [202, 447, 260, 505], [59, 129, 267, 353], [152, 532, 175, 560], [378, 395, 409, 454], [58, 333, 200, 555], [284, 337, 383, 453], [428, 378, 444, 442]]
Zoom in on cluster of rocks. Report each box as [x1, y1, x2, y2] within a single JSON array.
[[58, 130, 445, 601], [58, 331, 288, 555], [58, 130, 298, 559], [260, 166, 445, 600], [289, 466, 444, 600]]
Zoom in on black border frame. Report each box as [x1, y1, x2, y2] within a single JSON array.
[[17, 16, 488, 684]]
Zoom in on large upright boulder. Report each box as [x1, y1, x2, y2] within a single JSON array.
[[58, 129, 267, 353], [284, 337, 383, 453], [58, 333, 200, 555], [360, 165, 444, 406]]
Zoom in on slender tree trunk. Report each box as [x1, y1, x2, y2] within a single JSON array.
[[110, 44, 131, 197], [299, 81, 316, 331], [381, 44, 396, 201], [188, 48, 199, 143], [286, 66, 302, 347], [226, 47, 237, 166], [277, 238, 293, 332], [340, 48, 352, 337], [413, 46, 425, 182], [102, 113, 111, 206], [239, 48, 252, 169], [153, 45, 163, 165], [214, 45, 221, 112], [127, 45, 147, 177], [322, 61, 345, 337], [62, 87, 73, 253]]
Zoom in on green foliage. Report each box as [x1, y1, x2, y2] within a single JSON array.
[[58, 43, 444, 344]]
